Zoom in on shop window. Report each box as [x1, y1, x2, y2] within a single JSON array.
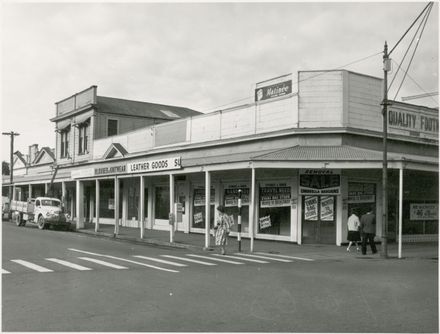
[[258, 183, 291, 236], [192, 188, 215, 229], [155, 186, 170, 220], [99, 180, 118, 219], [78, 122, 89, 155], [347, 182, 376, 217], [107, 119, 118, 137], [60, 127, 70, 158]]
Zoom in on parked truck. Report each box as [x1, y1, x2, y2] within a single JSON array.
[[11, 197, 72, 230]]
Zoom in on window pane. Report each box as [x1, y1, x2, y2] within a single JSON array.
[[108, 119, 118, 136]]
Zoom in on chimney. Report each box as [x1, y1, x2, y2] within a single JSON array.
[[29, 144, 38, 164]]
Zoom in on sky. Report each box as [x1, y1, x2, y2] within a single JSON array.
[[1, 1, 438, 163]]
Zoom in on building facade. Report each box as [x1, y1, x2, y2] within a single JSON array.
[[3, 70, 438, 248]]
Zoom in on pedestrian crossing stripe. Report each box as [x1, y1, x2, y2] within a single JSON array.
[[10, 259, 53, 273], [212, 254, 268, 263], [46, 258, 92, 271], [161, 255, 217, 266], [2, 269, 10, 274], [234, 253, 292, 262], [186, 254, 245, 265], [132, 255, 188, 267], [78, 257, 128, 269], [255, 252, 315, 261], [68, 248, 179, 273]]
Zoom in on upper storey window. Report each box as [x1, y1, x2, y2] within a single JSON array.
[[60, 126, 70, 158], [78, 121, 90, 155], [107, 119, 118, 137]]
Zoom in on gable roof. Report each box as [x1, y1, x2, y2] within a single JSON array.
[[103, 143, 129, 159], [33, 147, 55, 164], [13, 151, 28, 167], [96, 96, 201, 120]]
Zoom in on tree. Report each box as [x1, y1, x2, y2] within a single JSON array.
[[2, 161, 10, 176]]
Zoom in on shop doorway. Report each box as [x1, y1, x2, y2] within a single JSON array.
[[302, 195, 336, 244]]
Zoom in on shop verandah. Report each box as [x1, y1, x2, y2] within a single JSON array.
[[67, 149, 439, 249]]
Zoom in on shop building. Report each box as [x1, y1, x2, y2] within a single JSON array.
[[3, 70, 438, 248]]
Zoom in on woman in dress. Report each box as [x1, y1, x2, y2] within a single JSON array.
[[214, 205, 231, 255], [347, 209, 361, 252]]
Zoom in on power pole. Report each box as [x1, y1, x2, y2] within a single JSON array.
[[381, 42, 391, 258], [2, 131, 20, 203]]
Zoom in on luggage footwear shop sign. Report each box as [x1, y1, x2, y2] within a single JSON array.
[[72, 157, 182, 178], [299, 169, 341, 195]]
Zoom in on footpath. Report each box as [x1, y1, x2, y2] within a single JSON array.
[[75, 223, 438, 261]]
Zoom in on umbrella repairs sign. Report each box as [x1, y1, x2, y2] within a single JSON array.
[[299, 169, 341, 195]]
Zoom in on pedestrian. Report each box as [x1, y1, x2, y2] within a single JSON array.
[[214, 205, 231, 255], [346, 209, 361, 252], [360, 208, 378, 255]]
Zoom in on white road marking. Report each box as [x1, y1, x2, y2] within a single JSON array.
[[212, 254, 268, 263], [10, 259, 53, 273], [234, 253, 292, 262], [46, 258, 92, 271], [78, 257, 128, 270], [2, 269, 11, 274], [68, 248, 179, 273], [132, 255, 187, 267], [161, 255, 216, 266], [186, 254, 245, 265], [255, 252, 315, 261]]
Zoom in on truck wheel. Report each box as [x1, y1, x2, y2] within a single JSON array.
[[37, 216, 46, 230]]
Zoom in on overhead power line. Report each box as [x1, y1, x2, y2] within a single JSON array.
[[393, 2, 433, 100]]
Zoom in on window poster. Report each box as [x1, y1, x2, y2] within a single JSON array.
[[224, 183, 250, 207], [260, 181, 291, 208], [108, 198, 115, 210], [410, 203, 438, 220], [259, 215, 272, 229], [320, 196, 335, 221], [193, 187, 215, 207], [193, 212, 203, 225], [304, 196, 318, 221]]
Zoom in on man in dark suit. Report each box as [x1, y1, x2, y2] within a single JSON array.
[[360, 208, 378, 255]]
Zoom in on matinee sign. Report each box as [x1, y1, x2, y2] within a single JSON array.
[[299, 169, 341, 195], [255, 80, 292, 102]]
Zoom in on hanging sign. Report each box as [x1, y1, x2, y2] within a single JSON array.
[[224, 183, 250, 207], [304, 196, 318, 221], [260, 181, 291, 208], [299, 169, 340, 195], [410, 203, 438, 221], [259, 216, 272, 229]]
